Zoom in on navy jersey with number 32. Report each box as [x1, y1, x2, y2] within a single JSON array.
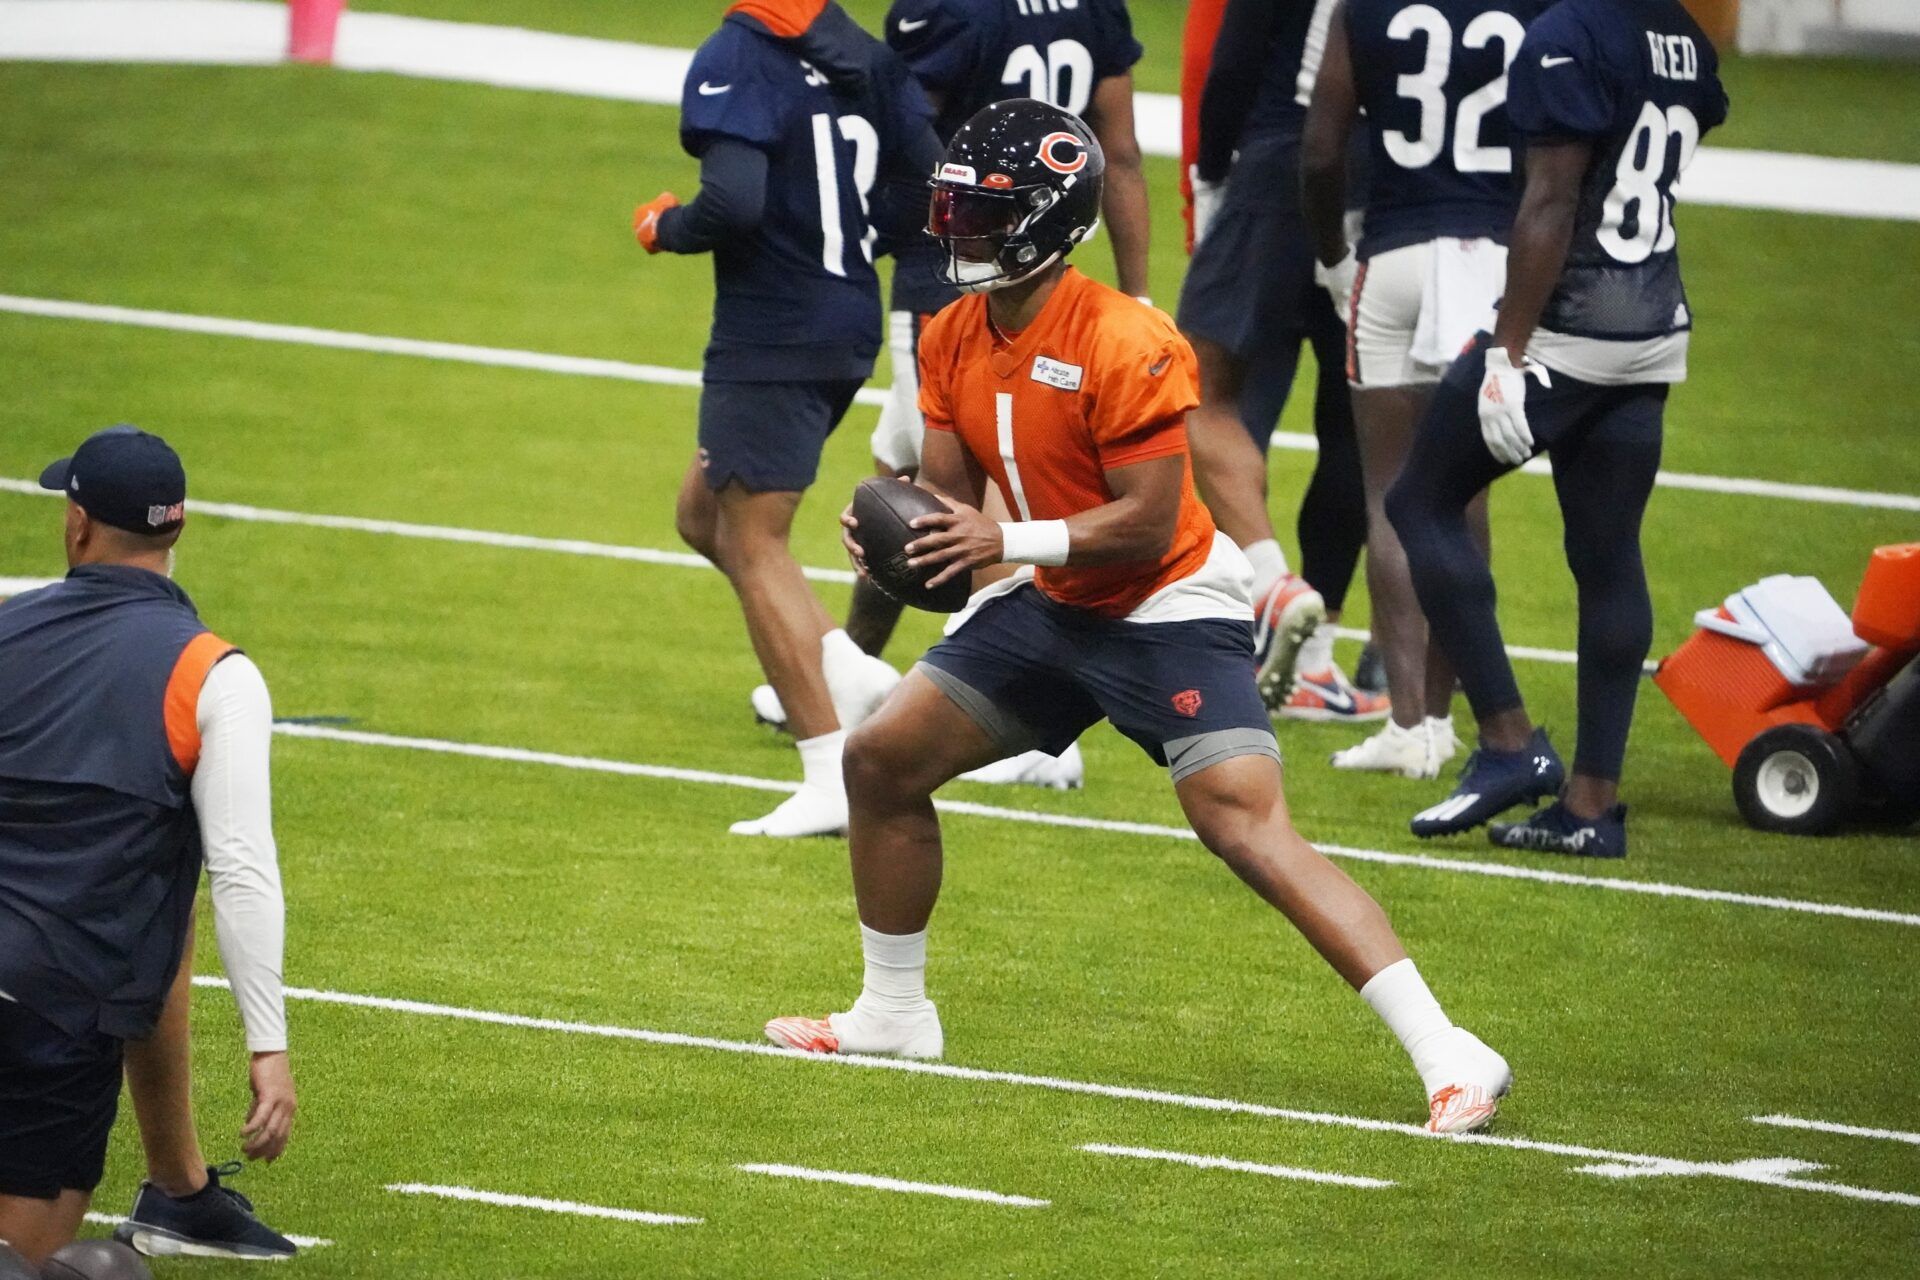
[[882, 0, 1142, 312], [1347, 0, 1550, 259], [681, 10, 934, 380], [1506, 0, 1728, 340]]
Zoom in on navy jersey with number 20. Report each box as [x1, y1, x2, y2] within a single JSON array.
[[681, 7, 935, 381], [1347, 0, 1550, 259], [1506, 0, 1729, 341]]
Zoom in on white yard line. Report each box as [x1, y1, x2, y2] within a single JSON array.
[[82, 1212, 335, 1248], [1751, 1115, 1920, 1147], [5, 0, 1919, 222], [268, 720, 1920, 931], [1080, 1143, 1394, 1189], [189, 976, 1920, 1210], [385, 1183, 701, 1225], [5, 293, 1917, 514], [735, 1163, 1048, 1207]]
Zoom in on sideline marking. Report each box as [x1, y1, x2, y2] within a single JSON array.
[[1751, 1115, 1920, 1147], [5, 1, 1919, 221], [267, 720, 1920, 931], [1081, 1143, 1394, 1189], [189, 976, 1920, 1210], [83, 1212, 335, 1248], [4, 294, 1917, 515], [385, 1183, 701, 1226], [735, 1163, 1049, 1208]]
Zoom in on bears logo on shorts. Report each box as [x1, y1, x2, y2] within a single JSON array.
[[1171, 688, 1204, 718]]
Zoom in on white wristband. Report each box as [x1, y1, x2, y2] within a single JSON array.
[[998, 520, 1070, 567]]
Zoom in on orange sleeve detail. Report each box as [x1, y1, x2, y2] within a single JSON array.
[[1091, 332, 1202, 469], [165, 632, 238, 775], [725, 0, 827, 38], [917, 307, 961, 433]]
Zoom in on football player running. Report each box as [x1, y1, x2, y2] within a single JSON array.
[[752, 0, 1155, 792], [1178, 0, 1382, 725], [767, 100, 1512, 1134], [1385, 0, 1728, 856], [1300, 0, 1546, 780], [634, 0, 941, 836]]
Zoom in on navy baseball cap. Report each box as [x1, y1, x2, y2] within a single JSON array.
[[38, 425, 188, 535]]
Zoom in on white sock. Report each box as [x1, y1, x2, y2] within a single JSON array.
[[1243, 538, 1289, 599], [1297, 622, 1335, 675], [1359, 958, 1456, 1087], [857, 923, 928, 1013], [821, 627, 866, 674], [796, 730, 846, 794]]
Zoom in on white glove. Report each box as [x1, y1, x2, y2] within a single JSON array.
[[1478, 346, 1551, 466], [1190, 165, 1224, 246], [1315, 249, 1358, 323]]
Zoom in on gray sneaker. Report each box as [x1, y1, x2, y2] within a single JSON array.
[[113, 1163, 297, 1261]]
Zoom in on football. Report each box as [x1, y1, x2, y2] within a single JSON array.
[[850, 476, 973, 613]]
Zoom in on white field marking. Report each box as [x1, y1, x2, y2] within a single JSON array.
[[265, 721, 1920, 930], [5, 294, 1919, 516], [1752, 1114, 1920, 1147], [188, 976, 1920, 1211], [385, 1183, 701, 1225], [83, 1212, 335, 1248], [6, 1, 1920, 222], [735, 1163, 1048, 1208], [1080, 1143, 1394, 1189]]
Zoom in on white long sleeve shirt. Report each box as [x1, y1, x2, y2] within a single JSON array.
[[192, 652, 288, 1053]]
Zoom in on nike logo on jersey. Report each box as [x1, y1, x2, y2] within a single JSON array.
[[1539, 55, 1575, 68], [1147, 354, 1173, 377], [698, 81, 732, 95], [897, 17, 930, 33]]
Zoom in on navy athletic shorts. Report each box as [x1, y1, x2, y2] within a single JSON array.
[[918, 585, 1280, 781], [0, 997, 122, 1198], [697, 378, 864, 494], [1177, 137, 1340, 362]]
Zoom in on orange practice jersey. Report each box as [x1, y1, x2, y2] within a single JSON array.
[[918, 269, 1217, 620]]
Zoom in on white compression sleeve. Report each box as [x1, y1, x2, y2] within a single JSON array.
[[193, 653, 288, 1053]]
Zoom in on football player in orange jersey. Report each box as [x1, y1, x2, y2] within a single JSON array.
[[766, 101, 1512, 1134]]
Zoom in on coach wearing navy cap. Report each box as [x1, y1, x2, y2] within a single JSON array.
[[0, 427, 294, 1263]]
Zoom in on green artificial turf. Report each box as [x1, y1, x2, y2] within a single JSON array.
[[0, 34, 1917, 1280]]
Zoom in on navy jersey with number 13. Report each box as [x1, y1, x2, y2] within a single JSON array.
[[1347, 0, 1550, 259], [1506, 0, 1728, 342], [681, 7, 935, 381]]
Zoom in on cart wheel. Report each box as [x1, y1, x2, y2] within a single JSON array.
[[1733, 724, 1860, 836]]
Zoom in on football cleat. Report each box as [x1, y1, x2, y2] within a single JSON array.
[[1253, 575, 1326, 708], [958, 742, 1085, 790], [1420, 1028, 1512, 1135], [1278, 664, 1392, 723], [1410, 728, 1565, 838], [824, 648, 902, 732], [1352, 641, 1387, 694], [751, 683, 788, 731], [729, 784, 848, 839], [114, 1163, 297, 1260], [1331, 718, 1435, 778], [1490, 801, 1628, 859], [765, 1001, 943, 1059]]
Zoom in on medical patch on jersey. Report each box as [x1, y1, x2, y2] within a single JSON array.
[[1030, 355, 1084, 392]]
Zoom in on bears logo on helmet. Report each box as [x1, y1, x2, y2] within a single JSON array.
[[1037, 132, 1088, 175]]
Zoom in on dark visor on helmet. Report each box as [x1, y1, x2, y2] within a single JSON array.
[[928, 185, 1023, 241]]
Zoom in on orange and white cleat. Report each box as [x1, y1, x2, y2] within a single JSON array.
[[764, 1002, 943, 1059], [1427, 1082, 1505, 1134], [1421, 1028, 1512, 1134], [1253, 575, 1326, 708], [764, 1015, 840, 1054], [1279, 664, 1392, 723]]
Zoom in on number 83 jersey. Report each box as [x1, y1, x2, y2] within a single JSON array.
[[1506, 0, 1729, 343]]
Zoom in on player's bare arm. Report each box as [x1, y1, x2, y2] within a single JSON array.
[[1299, 2, 1358, 269], [905, 450, 1186, 588], [1490, 139, 1590, 360], [1085, 73, 1152, 299]]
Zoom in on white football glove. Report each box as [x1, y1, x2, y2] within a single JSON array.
[[1315, 249, 1358, 322], [1190, 165, 1224, 246], [1478, 347, 1551, 466]]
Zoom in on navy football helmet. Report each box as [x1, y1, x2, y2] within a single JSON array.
[[927, 98, 1105, 294]]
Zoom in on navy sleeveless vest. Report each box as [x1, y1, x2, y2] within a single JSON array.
[[0, 564, 235, 1039]]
